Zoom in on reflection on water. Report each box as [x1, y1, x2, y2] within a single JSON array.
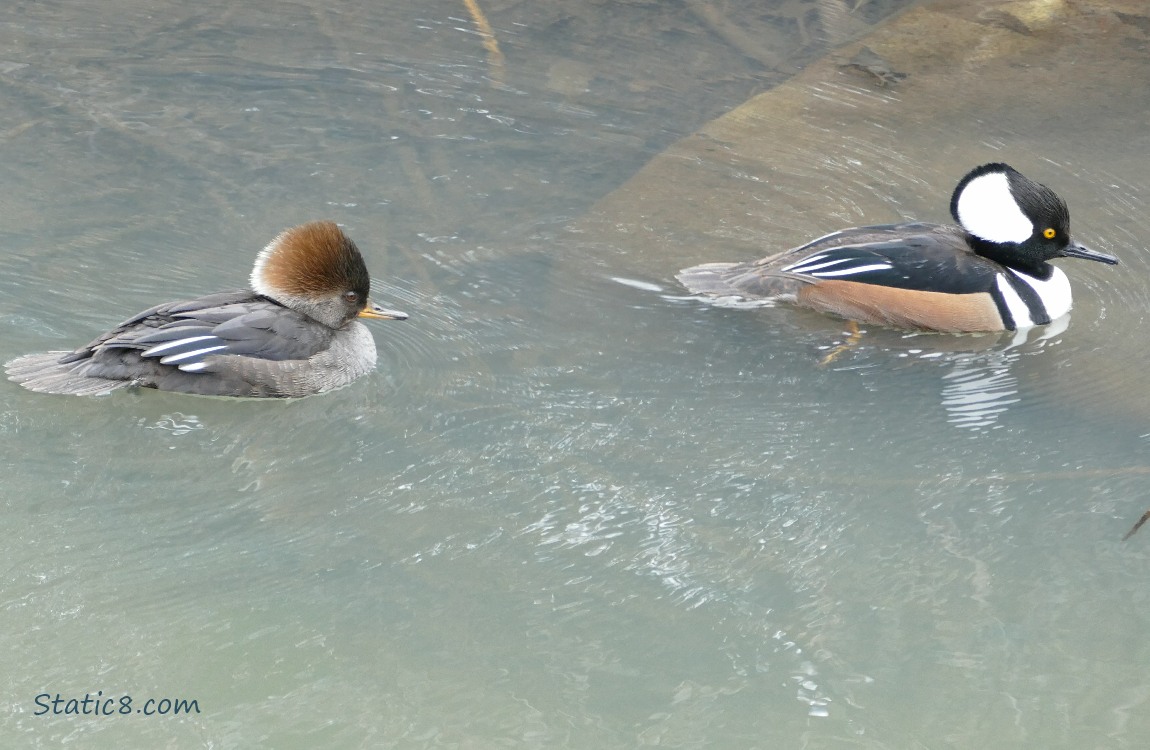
[[933, 320, 1068, 430], [939, 351, 1023, 429], [4, 0, 1150, 748]]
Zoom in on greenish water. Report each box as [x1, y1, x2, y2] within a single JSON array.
[[3, 1, 1150, 748]]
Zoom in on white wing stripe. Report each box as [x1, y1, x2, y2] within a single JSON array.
[[781, 253, 828, 272], [141, 335, 219, 357], [159, 345, 230, 365], [783, 256, 859, 273], [806, 263, 894, 278]]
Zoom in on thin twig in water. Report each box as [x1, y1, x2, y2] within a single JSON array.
[[461, 0, 506, 86], [1123, 509, 1150, 541]]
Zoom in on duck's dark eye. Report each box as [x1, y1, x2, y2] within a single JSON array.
[[343, 290, 359, 304], [1043, 228, 1056, 239]]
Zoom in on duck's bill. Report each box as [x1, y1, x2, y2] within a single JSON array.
[[1061, 242, 1119, 265], [359, 301, 409, 320]]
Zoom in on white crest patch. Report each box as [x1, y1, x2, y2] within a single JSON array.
[[955, 171, 1033, 244], [249, 231, 287, 297]]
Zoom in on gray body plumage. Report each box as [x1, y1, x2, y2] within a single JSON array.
[[5, 290, 377, 398]]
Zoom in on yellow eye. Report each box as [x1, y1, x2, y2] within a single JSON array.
[[1043, 228, 1056, 239]]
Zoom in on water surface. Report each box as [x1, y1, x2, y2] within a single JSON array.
[[3, 1, 1150, 748]]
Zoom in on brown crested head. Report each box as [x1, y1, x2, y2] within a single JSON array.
[[249, 221, 373, 329]]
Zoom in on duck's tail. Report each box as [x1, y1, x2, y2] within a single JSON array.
[[5, 352, 127, 396], [675, 262, 746, 297], [677, 257, 805, 303]]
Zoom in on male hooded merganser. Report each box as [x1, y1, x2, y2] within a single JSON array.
[[676, 163, 1119, 332], [5, 220, 408, 397]]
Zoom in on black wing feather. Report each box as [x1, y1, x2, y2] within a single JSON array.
[[779, 227, 1001, 295]]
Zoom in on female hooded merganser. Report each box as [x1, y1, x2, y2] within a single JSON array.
[[676, 163, 1119, 332], [5, 220, 408, 398]]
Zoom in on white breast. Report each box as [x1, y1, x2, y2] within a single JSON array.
[[996, 267, 1072, 328]]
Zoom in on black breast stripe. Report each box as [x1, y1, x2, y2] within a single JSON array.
[[987, 272, 1051, 331], [988, 283, 1016, 331], [1005, 271, 1051, 326]]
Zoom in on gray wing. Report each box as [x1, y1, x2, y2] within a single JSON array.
[[95, 296, 336, 373]]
